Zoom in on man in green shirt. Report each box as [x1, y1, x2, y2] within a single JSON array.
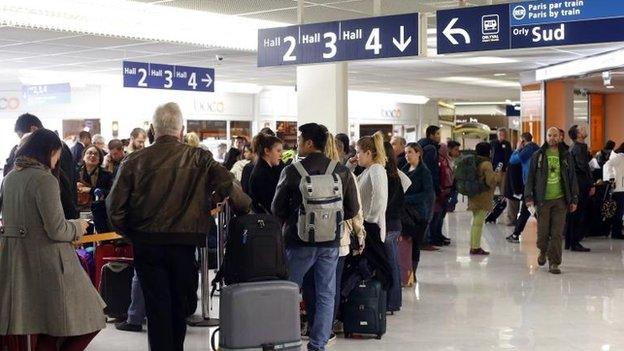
[[525, 127, 579, 274]]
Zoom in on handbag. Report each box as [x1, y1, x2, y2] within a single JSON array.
[[602, 181, 617, 221], [401, 204, 425, 232]]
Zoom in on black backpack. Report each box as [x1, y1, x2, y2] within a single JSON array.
[[213, 213, 288, 289]]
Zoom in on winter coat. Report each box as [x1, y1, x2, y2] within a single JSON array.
[[249, 157, 281, 214], [0, 161, 106, 337], [417, 138, 440, 194], [525, 143, 579, 206], [509, 141, 540, 185], [402, 163, 434, 221], [467, 157, 501, 212]]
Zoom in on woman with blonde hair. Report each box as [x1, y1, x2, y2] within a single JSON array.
[[349, 131, 388, 243]]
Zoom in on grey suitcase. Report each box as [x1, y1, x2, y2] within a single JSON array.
[[213, 281, 302, 351]]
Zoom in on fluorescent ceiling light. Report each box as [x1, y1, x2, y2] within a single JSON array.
[[437, 56, 518, 66], [0, 0, 286, 51], [494, 73, 507, 77], [536, 48, 624, 81], [432, 76, 521, 88], [454, 101, 520, 106], [606, 85, 615, 89]]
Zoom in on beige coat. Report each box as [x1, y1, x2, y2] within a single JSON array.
[[0, 165, 106, 336], [467, 157, 501, 212]]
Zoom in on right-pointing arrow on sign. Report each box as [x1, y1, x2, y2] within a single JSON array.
[[443, 18, 471, 45], [393, 25, 412, 52]]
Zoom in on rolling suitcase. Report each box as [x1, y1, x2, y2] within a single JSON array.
[[485, 196, 507, 223], [213, 281, 302, 351], [342, 279, 387, 340], [99, 261, 134, 319], [397, 234, 413, 287], [94, 242, 133, 288]]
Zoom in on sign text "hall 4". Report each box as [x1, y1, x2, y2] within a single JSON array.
[[258, 13, 419, 67], [123, 61, 215, 92]]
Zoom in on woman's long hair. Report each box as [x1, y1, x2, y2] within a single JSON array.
[[383, 141, 399, 179], [357, 131, 387, 166], [15, 129, 63, 171]]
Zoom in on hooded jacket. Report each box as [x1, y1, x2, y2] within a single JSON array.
[[524, 143, 579, 205], [417, 137, 440, 194]]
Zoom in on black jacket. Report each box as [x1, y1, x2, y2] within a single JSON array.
[[241, 161, 254, 194], [570, 141, 593, 190], [249, 157, 281, 214], [71, 142, 85, 166], [417, 138, 440, 195], [504, 162, 524, 200], [272, 152, 359, 248], [223, 147, 241, 171], [385, 173, 404, 221], [106, 135, 251, 246], [396, 152, 408, 171], [490, 139, 512, 172]]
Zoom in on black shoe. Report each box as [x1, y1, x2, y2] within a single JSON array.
[[442, 237, 451, 246], [549, 264, 562, 274], [506, 234, 520, 243], [571, 244, 591, 252], [538, 251, 547, 266], [115, 321, 142, 332]]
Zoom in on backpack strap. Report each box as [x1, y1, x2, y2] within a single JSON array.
[[293, 161, 309, 178], [324, 160, 339, 175]]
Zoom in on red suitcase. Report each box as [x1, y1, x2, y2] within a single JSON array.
[[398, 234, 413, 287], [94, 242, 133, 288]]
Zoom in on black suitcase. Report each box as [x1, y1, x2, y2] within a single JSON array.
[[342, 279, 387, 339], [214, 214, 288, 287], [99, 261, 133, 319], [485, 196, 507, 223]]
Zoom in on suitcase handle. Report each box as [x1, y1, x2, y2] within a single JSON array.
[[210, 328, 220, 351]]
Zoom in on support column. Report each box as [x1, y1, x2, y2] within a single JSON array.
[[295, 0, 349, 134], [296, 64, 349, 134], [544, 81, 574, 140]]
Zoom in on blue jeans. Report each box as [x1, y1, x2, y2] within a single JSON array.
[[384, 230, 402, 311], [127, 270, 146, 325], [302, 256, 346, 330], [287, 246, 339, 351]]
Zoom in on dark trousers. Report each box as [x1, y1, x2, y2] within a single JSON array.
[[409, 220, 428, 271], [134, 244, 198, 351], [612, 192, 624, 238], [566, 185, 590, 248], [513, 201, 532, 236]]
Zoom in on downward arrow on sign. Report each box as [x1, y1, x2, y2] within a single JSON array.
[[392, 26, 412, 52]]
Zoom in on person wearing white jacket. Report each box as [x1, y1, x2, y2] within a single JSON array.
[[349, 131, 389, 243], [603, 143, 624, 239]]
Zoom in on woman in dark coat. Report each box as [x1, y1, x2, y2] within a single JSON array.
[[402, 142, 435, 282], [249, 133, 283, 214], [76, 145, 113, 212]]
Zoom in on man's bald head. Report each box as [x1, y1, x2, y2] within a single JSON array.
[[547, 127, 560, 147]]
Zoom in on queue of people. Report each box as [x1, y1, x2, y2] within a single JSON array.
[[2, 104, 624, 351]]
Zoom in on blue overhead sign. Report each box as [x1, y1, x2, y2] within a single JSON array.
[[258, 13, 419, 67], [437, 0, 624, 54], [123, 61, 214, 92], [437, 4, 510, 54], [22, 83, 71, 106]]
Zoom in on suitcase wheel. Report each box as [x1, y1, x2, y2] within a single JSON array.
[[376, 334, 382, 340]]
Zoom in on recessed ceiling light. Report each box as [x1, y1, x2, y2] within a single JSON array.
[[494, 73, 507, 77], [606, 85, 615, 89]]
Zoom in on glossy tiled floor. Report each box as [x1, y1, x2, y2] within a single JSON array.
[[88, 209, 624, 350]]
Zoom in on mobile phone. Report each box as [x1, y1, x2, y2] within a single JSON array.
[[495, 162, 503, 172]]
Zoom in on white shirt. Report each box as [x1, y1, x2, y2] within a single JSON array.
[[356, 163, 388, 242], [604, 153, 624, 193]]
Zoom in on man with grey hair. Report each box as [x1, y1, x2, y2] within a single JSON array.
[[390, 135, 408, 170], [525, 127, 578, 275], [107, 102, 251, 351]]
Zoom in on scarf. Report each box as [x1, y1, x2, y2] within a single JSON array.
[[14, 156, 49, 171]]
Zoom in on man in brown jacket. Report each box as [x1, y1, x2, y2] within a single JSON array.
[[107, 102, 250, 351]]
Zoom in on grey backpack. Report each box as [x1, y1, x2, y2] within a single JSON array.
[[293, 160, 344, 243]]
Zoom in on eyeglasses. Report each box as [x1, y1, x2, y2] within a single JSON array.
[[85, 151, 99, 156]]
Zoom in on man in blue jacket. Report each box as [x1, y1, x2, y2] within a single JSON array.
[[506, 132, 540, 243]]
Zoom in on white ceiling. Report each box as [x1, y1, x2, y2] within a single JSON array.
[[0, 0, 623, 102]]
